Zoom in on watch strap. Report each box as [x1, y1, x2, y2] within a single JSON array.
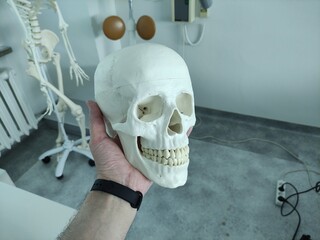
[[91, 179, 143, 210]]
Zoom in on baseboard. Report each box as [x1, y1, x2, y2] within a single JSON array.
[[195, 106, 320, 136]]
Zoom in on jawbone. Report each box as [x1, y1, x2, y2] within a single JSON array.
[[118, 133, 190, 188]]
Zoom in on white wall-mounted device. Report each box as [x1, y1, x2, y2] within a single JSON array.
[[172, 0, 213, 22], [171, 0, 196, 23]]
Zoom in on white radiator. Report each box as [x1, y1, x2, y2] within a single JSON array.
[[0, 69, 38, 156]]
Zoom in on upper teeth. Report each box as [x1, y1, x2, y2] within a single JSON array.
[[141, 146, 189, 166]]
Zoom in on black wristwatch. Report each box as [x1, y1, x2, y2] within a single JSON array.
[[91, 179, 143, 210]]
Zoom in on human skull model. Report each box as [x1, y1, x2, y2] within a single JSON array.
[[94, 43, 196, 188]]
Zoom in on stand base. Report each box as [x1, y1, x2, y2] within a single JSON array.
[[39, 136, 93, 179]]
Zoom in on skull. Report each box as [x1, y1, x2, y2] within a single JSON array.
[[94, 43, 196, 188]]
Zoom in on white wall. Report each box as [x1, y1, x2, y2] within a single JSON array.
[[3, 0, 320, 128], [189, 0, 320, 128], [115, 0, 320, 127], [86, 0, 121, 60]]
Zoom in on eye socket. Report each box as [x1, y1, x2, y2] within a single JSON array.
[[136, 95, 164, 122], [176, 93, 193, 116]]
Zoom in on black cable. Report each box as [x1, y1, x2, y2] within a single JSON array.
[[280, 182, 299, 217], [279, 181, 320, 240], [300, 235, 311, 240], [279, 182, 300, 240]]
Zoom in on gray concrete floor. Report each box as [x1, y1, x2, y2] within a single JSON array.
[[1, 107, 319, 240]]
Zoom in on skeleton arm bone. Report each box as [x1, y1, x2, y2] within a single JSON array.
[[28, 59, 88, 148], [52, 52, 64, 93], [27, 61, 84, 120], [33, 75, 84, 123], [49, 0, 89, 86], [52, 52, 88, 148], [30, 64, 87, 147]]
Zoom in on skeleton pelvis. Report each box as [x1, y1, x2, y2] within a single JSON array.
[[40, 29, 59, 62]]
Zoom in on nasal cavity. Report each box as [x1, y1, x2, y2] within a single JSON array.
[[167, 109, 183, 136]]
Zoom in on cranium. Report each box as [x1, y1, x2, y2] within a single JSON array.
[[94, 43, 196, 188]]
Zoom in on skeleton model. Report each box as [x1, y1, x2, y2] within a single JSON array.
[[7, 0, 92, 178], [95, 43, 196, 188]]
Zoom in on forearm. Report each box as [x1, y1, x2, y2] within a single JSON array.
[[58, 191, 137, 240]]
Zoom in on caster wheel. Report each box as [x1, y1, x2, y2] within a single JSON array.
[[56, 175, 64, 180], [41, 156, 51, 164], [88, 159, 95, 167]]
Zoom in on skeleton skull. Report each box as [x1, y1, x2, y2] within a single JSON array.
[[94, 43, 196, 188]]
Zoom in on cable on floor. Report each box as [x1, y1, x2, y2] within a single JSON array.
[[278, 181, 320, 240], [192, 115, 315, 187]]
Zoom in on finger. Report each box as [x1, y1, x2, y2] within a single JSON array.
[[87, 100, 108, 144]]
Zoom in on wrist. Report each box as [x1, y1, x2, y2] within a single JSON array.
[[91, 179, 143, 210], [96, 173, 152, 195], [85, 191, 137, 239]]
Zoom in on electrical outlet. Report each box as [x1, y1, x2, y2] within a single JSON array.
[[275, 180, 286, 206]]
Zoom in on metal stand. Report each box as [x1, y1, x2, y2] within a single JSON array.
[[37, 60, 93, 179]]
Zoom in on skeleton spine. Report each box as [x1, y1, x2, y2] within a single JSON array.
[[15, 1, 42, 46], [29, 15, 41, 45]]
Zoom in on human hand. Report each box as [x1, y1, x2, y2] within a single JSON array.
[[87, 100, 152, 195]]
